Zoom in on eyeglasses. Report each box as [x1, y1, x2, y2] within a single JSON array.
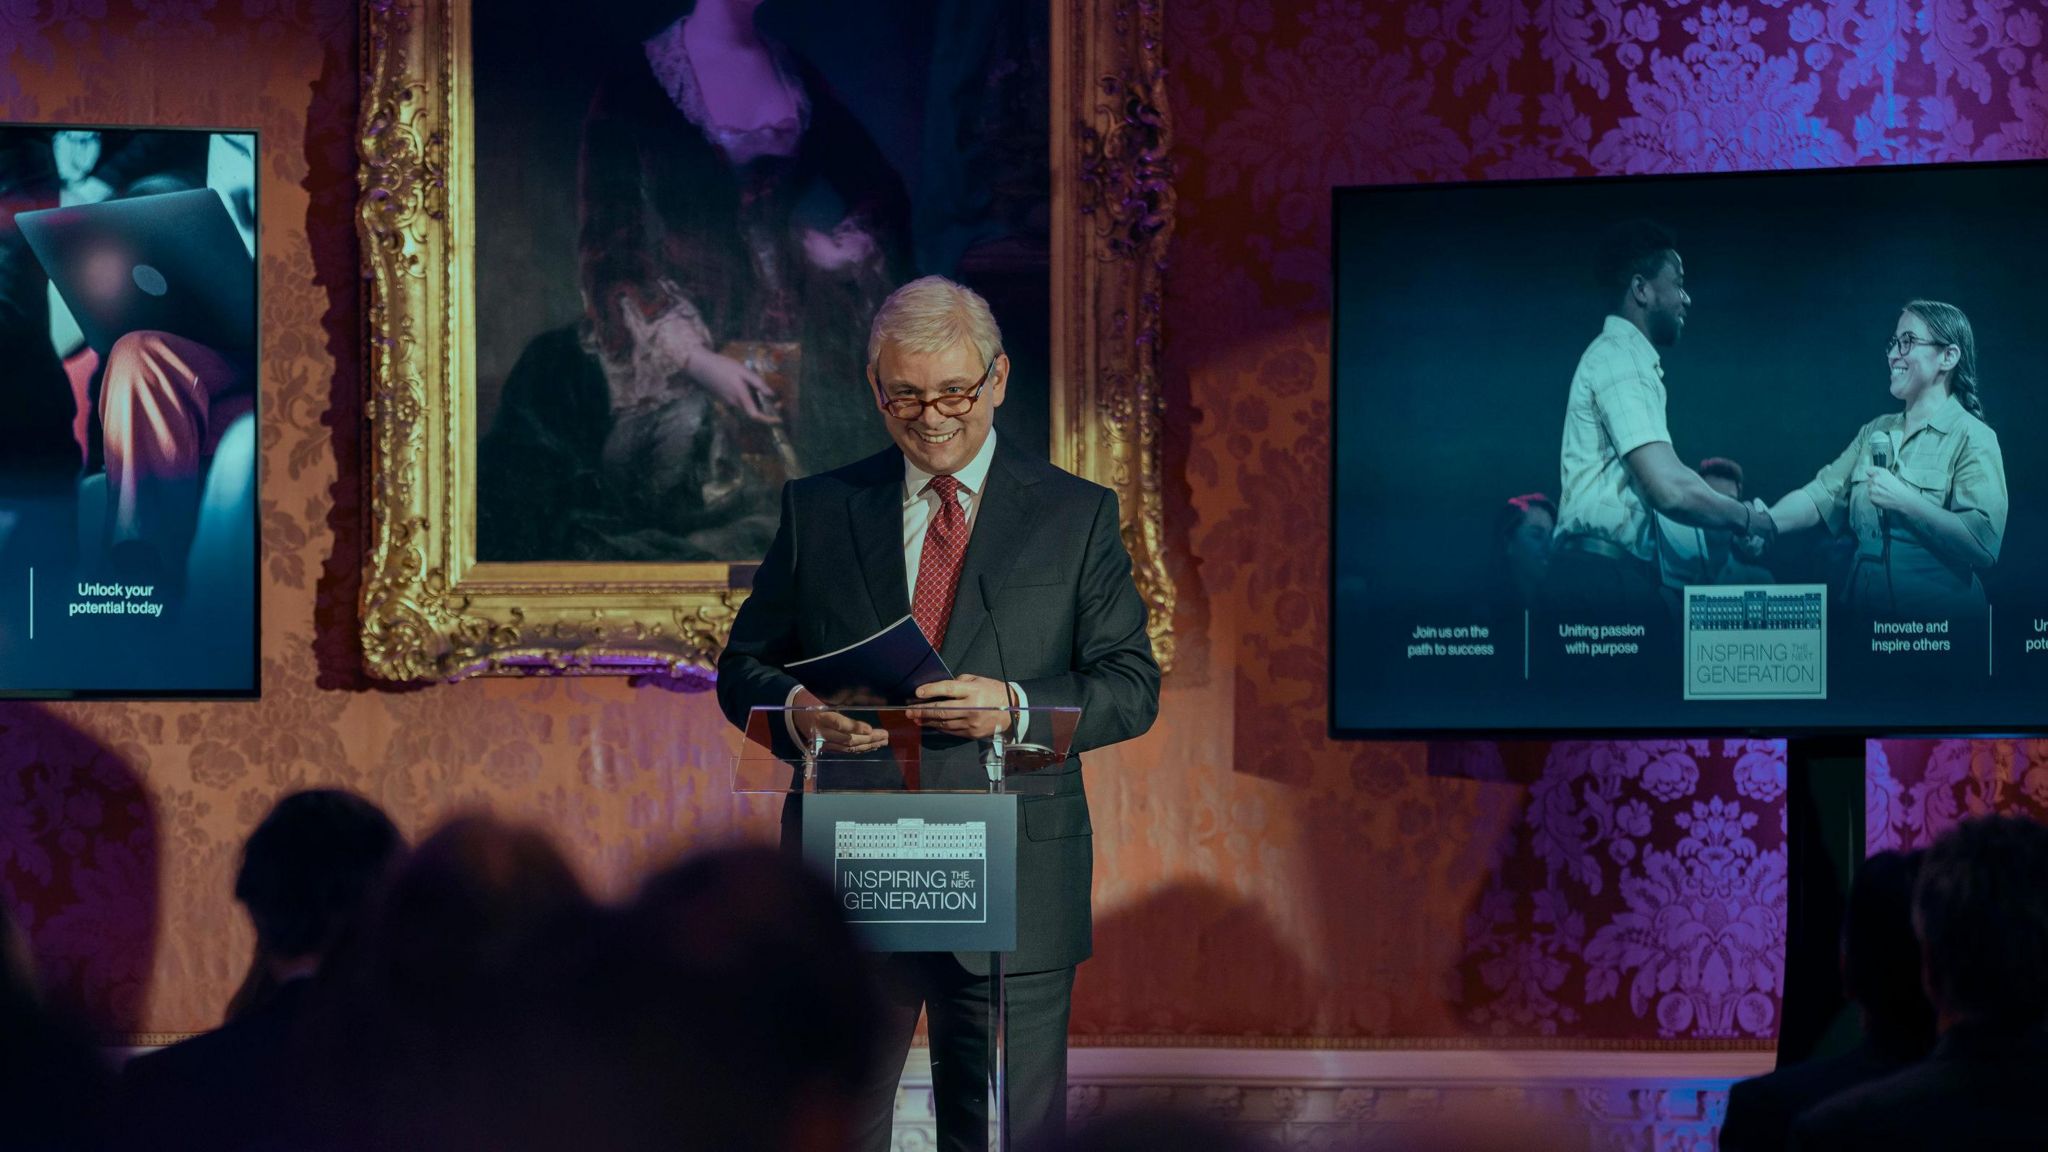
[[1886, 333, 1951, 356], [876, 359, 997, 421]]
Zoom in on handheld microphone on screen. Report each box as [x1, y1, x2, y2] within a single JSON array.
[[1869, 430, 1896, 532], [1868, 429, 1899, 611]]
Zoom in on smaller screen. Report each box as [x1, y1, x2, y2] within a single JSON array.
[[0, 125, 258, 697]]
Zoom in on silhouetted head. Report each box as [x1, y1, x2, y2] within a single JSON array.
[[234, 789, 403, 970], [619, 845, 882, 1152], [370, 813, 588, 1027], [1842, 850, 1935, 1057], [1914, 815, 2048, 1031], [325, 815, 591, 1152]]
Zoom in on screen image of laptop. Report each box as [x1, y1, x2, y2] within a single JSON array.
[[17, 187, 254, 361]]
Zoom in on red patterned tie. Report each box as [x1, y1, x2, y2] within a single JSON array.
[[911, 474, 968, 649]]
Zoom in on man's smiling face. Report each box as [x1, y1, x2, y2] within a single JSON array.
[[870, 338, 1007, 476]]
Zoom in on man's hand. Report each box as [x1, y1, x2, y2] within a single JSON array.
[[791, 688, 887, 755], [1864, 468, 1920, 515], [907, 674, 1015, 739], [1733, 499, 1775, 558], [1747, 498, 1778, 546]]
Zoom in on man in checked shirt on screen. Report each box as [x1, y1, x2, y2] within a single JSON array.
[[1544, 220, 1773, 622]]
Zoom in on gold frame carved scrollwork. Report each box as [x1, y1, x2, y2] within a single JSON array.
[[357, 0, 1176, 683]]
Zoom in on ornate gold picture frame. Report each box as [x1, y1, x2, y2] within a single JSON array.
[[357, 0, 1174, 683]]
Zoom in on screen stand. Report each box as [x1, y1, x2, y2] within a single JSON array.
[[1775, 736, 1867, 1067]]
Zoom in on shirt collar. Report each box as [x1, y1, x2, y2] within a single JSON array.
[[1924, 392, 1966, 435], [1892, 392, 1966, 446], [904, 429, 999, 505], [1603, 314, 1664, 377]]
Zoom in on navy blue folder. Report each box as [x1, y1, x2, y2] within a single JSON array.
[[786, 614, 953, 706]]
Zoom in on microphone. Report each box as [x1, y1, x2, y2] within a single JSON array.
[[1868, 430, 1897, 612], [1869, 430, 1894, 529], [980, 574, 1054, 772], [979, 573, 1013, 707]]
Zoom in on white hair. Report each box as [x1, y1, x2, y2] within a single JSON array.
[[867, 275, 1004, 370]]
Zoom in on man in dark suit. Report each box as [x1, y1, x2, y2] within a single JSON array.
[[717, 274, 1160, 1152], [115, 790, 403, 1152], [1720, 850, 1934, 1151], [1793, 816, 2048, 1151]]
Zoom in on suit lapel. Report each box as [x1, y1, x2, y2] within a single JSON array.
[[849, 458, 910, 630], [940, 444, 1038, 670]]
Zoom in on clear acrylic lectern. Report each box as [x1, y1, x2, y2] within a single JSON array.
[[734, 704, 1081, 1152]]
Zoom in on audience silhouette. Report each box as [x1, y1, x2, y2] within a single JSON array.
[[302, 812, 592, 1152], [115, 788, 402, 1152], [1794, 816, 2048, 1151], [1, 894, 116, 1152], [1720, 849, 1936, 1151], [20, 788, 2041, 1152]]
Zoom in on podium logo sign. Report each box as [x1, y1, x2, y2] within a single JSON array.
[[1683, 585, 1827, 701], [835, 819, 988, 924], [800, 792, 1017, 953]]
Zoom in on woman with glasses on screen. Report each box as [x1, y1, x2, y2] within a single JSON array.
[[1756, 300, 2007, 617]]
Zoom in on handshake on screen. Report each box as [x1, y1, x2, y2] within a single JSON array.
[[1733, 498, 1776, 559]]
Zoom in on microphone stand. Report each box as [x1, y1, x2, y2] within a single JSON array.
[[1873, 436, 1896, 614], [979, 573, 1012, 1152]]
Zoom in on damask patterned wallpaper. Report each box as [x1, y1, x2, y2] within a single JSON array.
[[1, 0, 2044, 1049]]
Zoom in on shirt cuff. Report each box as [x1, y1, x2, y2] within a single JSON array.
[[783, 683, 806, 748], [1797, 478, 1841, 533], [1009, 681, 1029, 741]]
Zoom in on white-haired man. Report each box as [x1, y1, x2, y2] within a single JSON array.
[[718, 274, 1160, 1151]]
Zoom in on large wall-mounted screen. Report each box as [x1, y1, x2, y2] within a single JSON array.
[[1333, 162, 2048, 736]]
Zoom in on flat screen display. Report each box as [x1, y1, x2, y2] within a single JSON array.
[[0, 124, 258, 697], [1332, 161, 2048, 736]]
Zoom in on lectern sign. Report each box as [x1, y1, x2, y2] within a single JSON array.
[[802, 793, 1018, 953], [838, 820, 988, 922]]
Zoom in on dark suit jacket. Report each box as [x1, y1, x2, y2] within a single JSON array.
[[717, 440, 1160, 974], [1720, 1042, 1919, 1152], [114, 977, 316, 1152], [1791, 1022, 2048, 1151]]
